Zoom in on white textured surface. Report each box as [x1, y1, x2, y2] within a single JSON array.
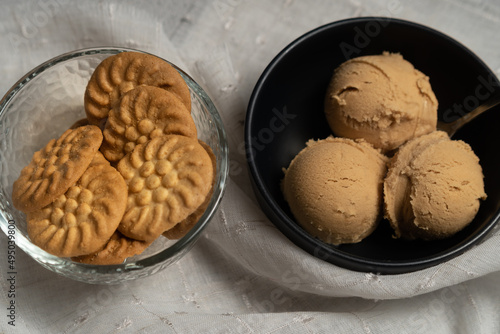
[[1, 0, 500, 333]]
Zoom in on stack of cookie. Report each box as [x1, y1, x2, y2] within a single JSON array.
[[12, 52, 215, 265]]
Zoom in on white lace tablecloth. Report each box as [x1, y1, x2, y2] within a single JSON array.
[[1, 1, 500, 333]]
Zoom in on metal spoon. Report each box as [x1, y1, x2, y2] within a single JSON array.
[[437, 90, 500, 138]]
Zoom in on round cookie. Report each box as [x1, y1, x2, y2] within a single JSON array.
[[117, 135, 213, 241], [27, 157, 128, 257], [87, 151, 110, 168], [69, 118, 90, 129], [84, 51, 191, 126], [101, 85, 197, 162], [12, 125, 103, 213], [72, 231, 152, 265], [163, 140, 216, 240]]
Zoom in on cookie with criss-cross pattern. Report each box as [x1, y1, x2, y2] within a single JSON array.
[[12, 125, 103, 213]]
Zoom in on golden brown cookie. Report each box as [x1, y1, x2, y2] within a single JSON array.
[[69, 118, 90, 129], [87, 151, 110, 167], [117, 135, 213, 241], [84, 51, 191, 126], [100, 85, 197, 162], [12, 125, 103, 213], [71, 231, 152, 265], [163, 140, 216, 239], [27, 160, 128, 257]]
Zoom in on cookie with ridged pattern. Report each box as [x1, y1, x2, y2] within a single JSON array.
[[117, 135, 213, 241], [27, 154, 127, 257], [84, 51, 191, 126], [12, 125, 103, 213], [72, 231, 152, 265], [69, 118, 90, 129], [101, 85, 197, 162], [163, 140, 216, 240]]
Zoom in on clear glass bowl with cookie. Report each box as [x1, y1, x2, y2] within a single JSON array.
[[0, 47, 228, 284]]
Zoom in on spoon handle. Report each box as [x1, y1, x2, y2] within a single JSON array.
[[438, 89, 500, 138]]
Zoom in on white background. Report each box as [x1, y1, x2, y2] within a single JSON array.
[[1, 0, 500, 333]]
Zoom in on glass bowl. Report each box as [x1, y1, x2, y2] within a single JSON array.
[[0, 47, 228, 284]]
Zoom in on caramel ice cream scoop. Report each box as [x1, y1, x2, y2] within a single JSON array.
[[324, 52, 438, 152], [384, 131, 487, 240], [282, 137, 388, 245]]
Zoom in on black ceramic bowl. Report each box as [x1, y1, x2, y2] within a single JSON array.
[[245, 17, 500, 274]]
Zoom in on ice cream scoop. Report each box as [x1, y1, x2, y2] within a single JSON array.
[[282, 137, 388, 245], [324, 52, 438, 152], [384, 131, 487, 240]]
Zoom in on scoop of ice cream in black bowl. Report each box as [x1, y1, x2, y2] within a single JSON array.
[[245, 17, 500, 274]]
